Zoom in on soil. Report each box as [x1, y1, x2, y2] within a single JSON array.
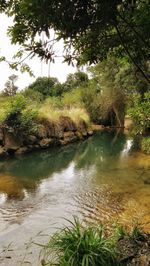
[[117, 234, 150, 266]]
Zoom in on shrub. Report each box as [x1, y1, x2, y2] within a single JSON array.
[[129, 92, 150, 136], [141, 137, 150, 154], [23, 88, 44, 103], [27, 77, 62, 98], [41, 217, 117, 266], [44, 97, 63, 109], [62, 71, 89, 93], [4, 94, 37, 133], [62, 88, 83, 109], [81, 84, 102, 123]]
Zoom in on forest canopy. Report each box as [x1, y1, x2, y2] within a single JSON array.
[[0, 0, 150, 82]]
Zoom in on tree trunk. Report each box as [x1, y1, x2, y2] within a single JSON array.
[[113, 106, 125, 127]]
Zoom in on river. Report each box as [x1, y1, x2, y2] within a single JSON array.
[[0, 130, 150, 265]]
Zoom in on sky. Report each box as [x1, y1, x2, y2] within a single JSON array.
[[0, 14, 77, 91]]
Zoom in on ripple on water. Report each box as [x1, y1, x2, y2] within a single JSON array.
[[74, 182, 150, 232], [74, 186, 124, 226]]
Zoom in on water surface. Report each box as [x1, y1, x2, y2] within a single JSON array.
[[0, 131, 150, 265]]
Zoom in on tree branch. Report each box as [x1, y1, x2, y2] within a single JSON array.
[[114, 24, 150, 85]]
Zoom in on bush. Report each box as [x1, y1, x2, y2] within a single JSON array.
[[129, 92, 150, 136], [62, 88, 83, 109], [0, 96, 12, 123], [27, 77, 62, 98], [81, 84, 102, 123], [62, 71, 89, 93], [141, 137, 150, 154], [44, 97, 63, 109], [4, 94, 37, 133], [41, 218, 117, 266], [23, 88, 44, 103]]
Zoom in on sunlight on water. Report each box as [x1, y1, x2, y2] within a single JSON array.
[[121, 139, 133, 157], [0, 194, 6, 205]]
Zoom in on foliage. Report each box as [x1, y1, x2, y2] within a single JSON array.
[[44, 96, 63, 109], [62, 71, 89, 93], [23, 88, 44, 103], [129, 92, 150, 136], [41, 217, 117, 266], [0, 77, 90, 131], [62, 88, 83, 109], [1, 0, 149, 84], [141, 137, 150, 154], [3, 94, 37, 133], [82, 83, 102, 124], [0, 96, 12, 123], [82, 55, 126, 125], [3, 74, 18, 96], [27, 77, 62, 98]]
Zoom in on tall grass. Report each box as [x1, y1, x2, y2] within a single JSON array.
[[41, 217, 117, 266], [38, 105, 90, 125]]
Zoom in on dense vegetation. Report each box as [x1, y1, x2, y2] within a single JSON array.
[[0, 71, 91, 134], [0, 1, 149, 143]]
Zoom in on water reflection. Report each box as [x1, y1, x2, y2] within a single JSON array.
[[0, 131, 126, 199], [0, 130, 149, 233]]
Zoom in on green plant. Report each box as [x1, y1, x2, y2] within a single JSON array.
[[4, 94, 37, 133], [115, 226, 127, 240], [23, 88, 44, 103], [81, 55, 127, 126], [130, 226, 145, 242], [129, 92, 150, 136], [62, 88, 83, 109], [62, 72, 89, 93], [41, 217, 117, 266], [44, 97, 63, 109], [3, 0, 149, 86], [141, 137, 150, 154], [27, 77, 62, 98]]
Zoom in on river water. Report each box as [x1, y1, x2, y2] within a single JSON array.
[[0, 130, 149, 265]]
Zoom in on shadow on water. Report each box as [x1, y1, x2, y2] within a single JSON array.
[[74, 130, 126, 170]]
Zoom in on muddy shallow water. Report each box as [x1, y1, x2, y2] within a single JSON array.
[[0, 131, 149, 265]]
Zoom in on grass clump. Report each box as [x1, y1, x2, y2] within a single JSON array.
[[38, 103, 90, 126], [41, 217, 117, 266]]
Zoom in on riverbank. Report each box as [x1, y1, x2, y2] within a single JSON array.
[[0, 115, 133, 158], [0, 116, 95, 158]]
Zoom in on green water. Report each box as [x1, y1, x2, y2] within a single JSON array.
[[0, 131, 149, 265]]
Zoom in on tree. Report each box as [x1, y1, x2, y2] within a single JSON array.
[[26, 77, 62, 98], [1, 0, 149, 83], [82, 55, 127, 126], [62, 71, 89, 92], [3, 74, 18, 96]]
